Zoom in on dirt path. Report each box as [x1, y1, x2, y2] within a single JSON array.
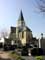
[[0, 51, 11, 59]]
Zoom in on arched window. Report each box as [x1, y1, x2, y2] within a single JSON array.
[[22, 31, 24, 38]]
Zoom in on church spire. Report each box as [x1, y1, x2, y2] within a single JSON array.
[[17, 10, 25, 29], [18, 10, 24, 21]]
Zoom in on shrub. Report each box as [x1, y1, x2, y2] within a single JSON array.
[[35, 56, 43, 60], [31, 48, 43, 56], [10, 51, 25, 60]]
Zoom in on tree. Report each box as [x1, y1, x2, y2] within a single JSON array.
[[1, 28, 10, 38], [35, 0, 45, 13]]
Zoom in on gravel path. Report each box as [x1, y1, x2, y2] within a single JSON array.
[[0, 51, 11, 60]]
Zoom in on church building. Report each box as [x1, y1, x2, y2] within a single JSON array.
[[9, 10, 38, 47]]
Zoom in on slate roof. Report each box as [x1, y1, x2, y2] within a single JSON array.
[[23, 26, 32, 32], [18, 10, 24, 21], [11, 26, 16, 33], [18, 26, 32, 32]]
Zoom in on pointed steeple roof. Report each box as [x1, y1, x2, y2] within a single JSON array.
[[18, 10, 24, 21]]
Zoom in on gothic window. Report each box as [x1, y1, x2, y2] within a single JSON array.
[[22, 31, 24, 38]]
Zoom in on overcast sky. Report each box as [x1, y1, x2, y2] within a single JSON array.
[[0, 0, 45, 38]]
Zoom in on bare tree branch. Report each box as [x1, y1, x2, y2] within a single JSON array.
[[35, 0, 45, 13], [1, 28, 10, 38]]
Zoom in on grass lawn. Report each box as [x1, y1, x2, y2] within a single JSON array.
[[35, 56, 43, 60], [9, 51, 25, 60]]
